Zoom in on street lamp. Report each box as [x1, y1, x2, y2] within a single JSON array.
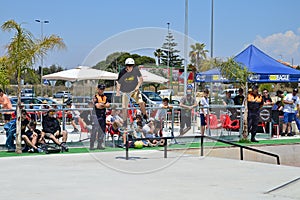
[[35, 19, 49, 96], [167, 22, 170, 87]]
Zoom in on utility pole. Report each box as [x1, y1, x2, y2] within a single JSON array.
[[35, 19, 49, 96]]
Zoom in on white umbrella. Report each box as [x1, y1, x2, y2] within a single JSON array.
[[42, 66, 118, 81], [140, 69, 168, 84]]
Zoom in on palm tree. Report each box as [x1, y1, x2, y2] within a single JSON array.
[[189, 43, 209, 71], [1, 20, 66, 153], [154, 48, 163, 65]]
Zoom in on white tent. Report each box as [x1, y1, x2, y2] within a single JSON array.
[[42, 66, 118, 81], [140, 69, 168, 84], [42, 66, 168, 84]]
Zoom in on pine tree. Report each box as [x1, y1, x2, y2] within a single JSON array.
[[160, 31, 183, 68]]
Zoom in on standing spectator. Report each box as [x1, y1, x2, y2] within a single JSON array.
[[233, 88, 245, 105], [179, 87, 198, 135], [223, 91, 234, 106], [262, 88, 273, 106], [282, 88, 300, 136], [40, 108, 69, 152], [0, 88, 12, 123], [92, 84, 110, 149], [154, 98, 172, 136], [199, 89, 209, 135], [247, 85, 263, 142], [116, 58, 148, 126]]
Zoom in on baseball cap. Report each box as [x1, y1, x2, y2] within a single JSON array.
[[293, 88, 298, 93], [98, 84, 106, 90]]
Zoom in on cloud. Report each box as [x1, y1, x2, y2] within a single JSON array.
[[253, 30, 300, 65]]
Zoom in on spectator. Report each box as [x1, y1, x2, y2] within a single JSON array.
[[262, 88, 273, 106], [223, 91, 234, 106], [179, 88, 197, 135], [233, 88, 245, 105], [0, 88, 13, 123], [142, 118, 163, 146], [5, 109, 29, 152], [282, 88, 300, 136], [247, 85, 263, 142], [199, 89, 209, 135], [65, 101, 80, 133], [92, 84, 110, 150], [40, 108, 69, 152], [154, 98, 172, 136], [22, 121, 43, 153]]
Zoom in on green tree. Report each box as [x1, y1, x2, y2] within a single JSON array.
[[0, 57, 10, 90], [189, 43, 209, 71], [160, 31, 183, 68], [1, 19, 65, 153], [216, 57, 252, 140]]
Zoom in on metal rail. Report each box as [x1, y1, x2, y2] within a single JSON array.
[[125, 135, 281, 165]]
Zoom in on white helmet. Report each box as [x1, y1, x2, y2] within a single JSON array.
[[125, 58, 135, 65]]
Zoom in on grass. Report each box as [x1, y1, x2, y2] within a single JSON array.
[[0, 137, 299, 158]]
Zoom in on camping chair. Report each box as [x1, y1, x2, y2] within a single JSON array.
[[78, 117, 90, 142], [220, 114, 240, 135], [206, 114, 222, 129]]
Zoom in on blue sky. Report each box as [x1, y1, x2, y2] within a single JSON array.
[[1, 0, 300, 69]]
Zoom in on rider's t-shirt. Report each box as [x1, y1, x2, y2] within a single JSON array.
[[117, 66, 142, 93]]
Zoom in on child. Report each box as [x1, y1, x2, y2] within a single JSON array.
[[22, 121, 43, 153]]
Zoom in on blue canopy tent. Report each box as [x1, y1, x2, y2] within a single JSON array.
[[195, 44, 300, 83], [195, 68, 229, 83]]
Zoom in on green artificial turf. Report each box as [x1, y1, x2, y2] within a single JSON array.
[[0, 137, 299, 158]]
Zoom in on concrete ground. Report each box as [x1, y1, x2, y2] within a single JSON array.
[[0, 150, 299, 200]]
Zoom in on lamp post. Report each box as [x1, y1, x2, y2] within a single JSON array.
[[167, 22, 170, 88], [35, 19, 49, 96]]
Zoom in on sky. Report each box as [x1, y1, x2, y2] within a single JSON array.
[[1, 0, 300, 69]]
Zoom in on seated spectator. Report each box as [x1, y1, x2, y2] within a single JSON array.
[[40, 108, 69, 152], [22, 121, 43, 153], [142, 118, 164, 146], [133, 121, 153, 147], [52, 103, 62, 120], [106, 106, 124, 133], [65, 101, 80, 133], [28, 103, 39, 122], [5, 109, 29, 152]]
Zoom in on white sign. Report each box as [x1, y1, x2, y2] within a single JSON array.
[[65, 81, 72, 88], [49, 80, 57, 87]]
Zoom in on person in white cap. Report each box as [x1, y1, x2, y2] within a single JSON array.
[[116, 58, 148, 126]]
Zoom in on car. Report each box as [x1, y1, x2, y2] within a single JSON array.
[[10, 97, 43, 109], [53, 91, 72, 98], [141, 91, 163, 106], [37, 97, 62, 109], [219, 89, 239, 99], [21, 88, 35, 97]]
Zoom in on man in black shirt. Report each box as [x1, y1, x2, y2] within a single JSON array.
[[116, 58, 147, 126], [233, 88, 245, 105]]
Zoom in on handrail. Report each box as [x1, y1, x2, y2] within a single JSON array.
[[125, 135, 281, 165]]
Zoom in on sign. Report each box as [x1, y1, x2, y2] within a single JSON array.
[[43, 80, 49, 85], [65, 81, 72, 88], [49, 80, 57, 87]]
